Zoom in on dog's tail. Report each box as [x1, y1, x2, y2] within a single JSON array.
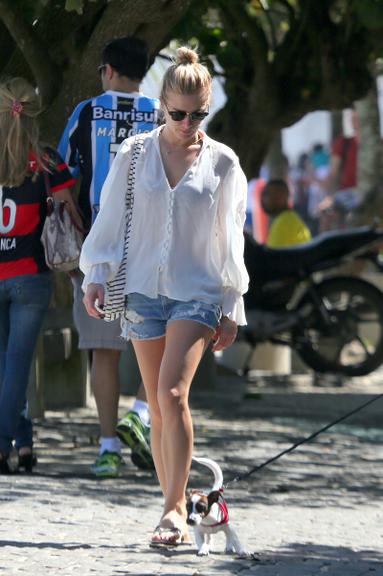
[[193, 457, 223, 491]]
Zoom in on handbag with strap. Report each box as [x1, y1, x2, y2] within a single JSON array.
[[103, 134, 146, 322], [41, 170, 83, 272]]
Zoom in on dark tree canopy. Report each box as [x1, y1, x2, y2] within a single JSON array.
[[0, 0, 192, 143], [173, 0, 383, 176], [1, 0, 383, 175]]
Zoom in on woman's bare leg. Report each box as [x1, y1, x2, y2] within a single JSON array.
[[132, 337, 166, 493], [133, 321, 212, 543], [155, 320, 212, 538]]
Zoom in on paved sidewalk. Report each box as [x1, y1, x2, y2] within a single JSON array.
[[1, 371, 383, 575]]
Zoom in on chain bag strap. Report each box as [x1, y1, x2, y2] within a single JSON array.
[[103, 134, 145, 322]]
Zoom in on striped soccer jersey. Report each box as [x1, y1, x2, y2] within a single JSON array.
[[58, 90, 159, 228], [0, 148, 76, 280]]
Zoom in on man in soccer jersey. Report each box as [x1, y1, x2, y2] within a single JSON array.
[[59, 37, 159, 478]]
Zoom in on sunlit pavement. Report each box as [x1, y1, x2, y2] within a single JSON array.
[[0, 368, 382, 575]]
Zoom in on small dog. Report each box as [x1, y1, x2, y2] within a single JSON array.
[[186, 457, 249, 557]]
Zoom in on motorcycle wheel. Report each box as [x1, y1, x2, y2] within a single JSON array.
[[294, 276, 383, 376]]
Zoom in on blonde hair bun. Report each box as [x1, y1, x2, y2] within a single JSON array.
[[175, 47, 199, 66], [160, 46, 211, 101]]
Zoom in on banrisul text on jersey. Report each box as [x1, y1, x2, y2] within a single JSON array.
[[58, 90, 159, 228]]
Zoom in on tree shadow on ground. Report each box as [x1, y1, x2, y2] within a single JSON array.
[[1, 402, 381, 508], [109, 542, 383, 576]]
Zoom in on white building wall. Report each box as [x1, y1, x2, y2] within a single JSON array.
[[282, 111, 332, 165]]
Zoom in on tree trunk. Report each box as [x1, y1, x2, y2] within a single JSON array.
[[353, 83, 383, 225], [266, 131, 286, 180], [331, 110, 343, 141]]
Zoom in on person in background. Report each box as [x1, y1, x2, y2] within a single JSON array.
[[292, 152, 311, 224], [307, 143, 331, 236], [81, 47, 249, 546], [261, 178, 311, 248], [311, 142, 330, 171], [59, 37, 159, 478], [247, 165, 269, 243], [0, 78, 79, 474], [318, 109, 359, 231]]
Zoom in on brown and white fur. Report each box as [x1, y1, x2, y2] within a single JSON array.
[[186, 457, 249, 557]]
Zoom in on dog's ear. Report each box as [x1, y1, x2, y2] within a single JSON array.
[[207, 490, 221, 507]]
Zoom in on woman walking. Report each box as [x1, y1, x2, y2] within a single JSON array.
[[0, 78, 79, 474], [81, 47, 249, 545]]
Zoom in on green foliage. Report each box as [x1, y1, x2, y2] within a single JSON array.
[[354, 0, 383, 30], [172, 2, 242, 76], [20, 0, 99, 15], [174, 0, 383, 93], [64, 0, 98, 14], [65, 0, 85, 13], [13, 0, 99, 18], [65, 0, 98, 14], [13, 0, 43, 21]]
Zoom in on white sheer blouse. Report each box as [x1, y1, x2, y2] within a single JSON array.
[[80, 127, 249, 325]]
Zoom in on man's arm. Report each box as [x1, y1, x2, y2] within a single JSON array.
[[58, 100, 89, 178]]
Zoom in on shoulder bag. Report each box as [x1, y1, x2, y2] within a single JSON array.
[[41, 171, 83, 272]]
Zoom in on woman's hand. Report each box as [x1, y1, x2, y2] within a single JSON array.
[[212, 316, 238, 352], [83, 283, 105, 319]]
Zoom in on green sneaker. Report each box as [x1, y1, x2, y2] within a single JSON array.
[[91, 451, 123, 478], [116, 411, 154, 471]]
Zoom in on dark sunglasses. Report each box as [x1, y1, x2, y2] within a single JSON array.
[[98, 64, 107, 76], [164, 102, 209, 122]]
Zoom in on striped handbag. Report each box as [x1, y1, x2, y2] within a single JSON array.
[[103, 134, 145, 322]]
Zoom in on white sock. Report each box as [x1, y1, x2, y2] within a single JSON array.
[[99, 436, 121, 455], [131, 399, 150, 427]]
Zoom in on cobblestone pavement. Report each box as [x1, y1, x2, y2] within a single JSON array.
[[1, 370, 383, 575]]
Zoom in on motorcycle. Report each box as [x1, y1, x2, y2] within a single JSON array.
[[242, 226, 383, 377]]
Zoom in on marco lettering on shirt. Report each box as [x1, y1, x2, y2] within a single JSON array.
[[97, 126, 137, 139], [92, 106, 157, 123]]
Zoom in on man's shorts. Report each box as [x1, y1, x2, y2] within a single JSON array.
[[71, 273, 128, 350]]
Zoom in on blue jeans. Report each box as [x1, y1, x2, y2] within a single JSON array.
[[0, 273, 52, 454]]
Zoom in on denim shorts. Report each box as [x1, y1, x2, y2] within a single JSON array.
[[123, 293, 222, 341]]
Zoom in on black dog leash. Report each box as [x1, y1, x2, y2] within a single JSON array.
[[224, 391, 383, 489]]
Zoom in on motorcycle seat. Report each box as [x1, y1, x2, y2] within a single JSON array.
[[244, 227, 383, 282]]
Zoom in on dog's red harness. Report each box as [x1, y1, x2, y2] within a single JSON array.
[[210, 495, 229, 527]]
